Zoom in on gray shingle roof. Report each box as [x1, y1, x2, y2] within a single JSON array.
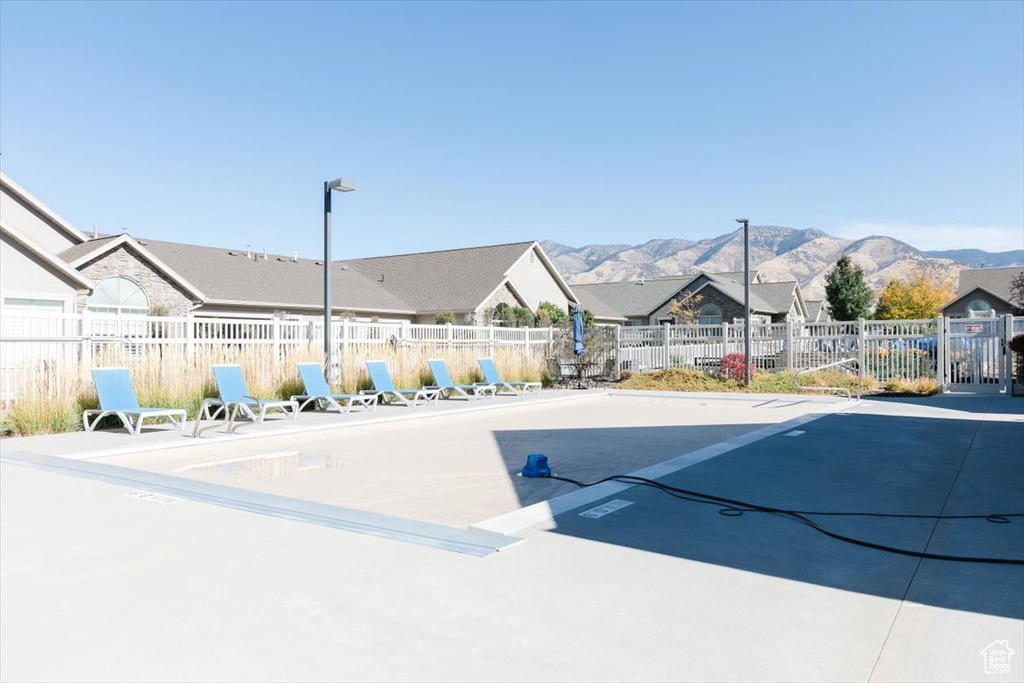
[[59, 236, 120, 263], [59, 237, 559, 314], [705, 270, 762, 284], [574, 273, 799, 319], [805, 299, 824, 321], [61, 237, 415, 312], [572, 287, 627, 320], [343, 242, 537, 313], [956, 267, 1023, 302], [749, 281, 799, 314], [692, 277, 775, 313], [572, 276, 698, 318]]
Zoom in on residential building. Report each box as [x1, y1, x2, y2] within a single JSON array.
[[803, 299, 831, 322], [0, 172, 93, 315], [941, 266, 1023, 318], [574, 271, 809, 326], [1, 173, 577, 323]]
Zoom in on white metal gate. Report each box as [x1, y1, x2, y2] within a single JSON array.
[[943, 316, 1009, 393]]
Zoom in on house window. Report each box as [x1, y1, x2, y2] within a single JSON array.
[[698, 303, 722, 325], [87, 277, 149, 315], [3, 297, 64, 313], [966, 299, 993, 317]]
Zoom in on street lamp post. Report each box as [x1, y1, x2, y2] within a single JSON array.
[[324, 177, 356, 384], [735, 218, 751, 386]]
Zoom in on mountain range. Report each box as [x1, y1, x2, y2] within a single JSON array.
[[542, 227, 1024, 300]]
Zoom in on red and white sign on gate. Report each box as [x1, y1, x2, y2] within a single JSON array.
[[964, 324, 983, 333]]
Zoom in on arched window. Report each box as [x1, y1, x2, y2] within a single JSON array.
[[698, 303, 722, 325], [87, 277, 149, 315], [966, 299, 993, 318]]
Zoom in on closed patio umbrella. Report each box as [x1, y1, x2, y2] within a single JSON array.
[[573, 305, 585, 356]]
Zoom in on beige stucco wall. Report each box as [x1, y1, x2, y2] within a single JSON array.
[[78, 245, 197, 315], [0, 184, 81, 255], [505, 246, 571, 311], [0, 232, 86, 313]]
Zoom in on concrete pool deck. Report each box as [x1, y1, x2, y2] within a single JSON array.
[[1, 391, 1022, 681]]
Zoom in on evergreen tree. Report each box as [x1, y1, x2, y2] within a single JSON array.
[[824, 256, 873, 320]]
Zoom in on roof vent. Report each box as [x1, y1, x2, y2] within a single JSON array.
[[637, 278, 645, 285], [314, 261, 322, 266], [121, 227, 127, 235], [379, 273, 385, 283], [92, 225, 98, 238], [228, 251, 237, 256], [293, 251, 298, 263], [262, 248, 268, 260], [276, 257, 285, 262]]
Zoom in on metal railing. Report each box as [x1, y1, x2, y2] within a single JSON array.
[[795, 358, 862, 400]]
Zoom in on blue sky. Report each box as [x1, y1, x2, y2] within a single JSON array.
[[1, 1, 1022, 259]]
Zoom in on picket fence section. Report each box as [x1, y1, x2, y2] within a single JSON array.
[[620, 318, 944, 382], [2, 312, 1022, 401], [0, 313, 555, 401]]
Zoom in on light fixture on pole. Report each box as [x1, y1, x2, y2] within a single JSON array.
[[735, 218, 751, 386], [324, 177, 356, 383]]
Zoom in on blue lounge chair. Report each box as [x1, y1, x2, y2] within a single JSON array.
[[83, 367, 186, 435], [364, 360, 440, 407], [193, 364, 298, 435], [292, 362, 378, 413], [426, 358, 495, 400], [476, 357, 541, 396]]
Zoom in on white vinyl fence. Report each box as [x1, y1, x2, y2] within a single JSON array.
[[619, 315, 1023, 390], [2, 312, 1022, 402], [0, 312, 554, 402]]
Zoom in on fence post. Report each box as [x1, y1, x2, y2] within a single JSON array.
[[615, 324, 621, 379], [445, 322, 453, 347], [488, 324, 495, 357], [1003, 314, 1013, 394], [185, 311, 195, 361], [80, 309, 91, 370], [721, 321, 729, 358], [935, 316, 946, 392], [786, 318, 794, 371], [662, 322, 671, 369], [341, 318, 350, 356], [271, 316, 281, 364], [858, 318, 866, 378]]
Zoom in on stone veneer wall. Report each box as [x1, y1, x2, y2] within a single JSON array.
[[78, 245, 197, 315], [476, 283, 522, 325], [649, 287, 749, 325]]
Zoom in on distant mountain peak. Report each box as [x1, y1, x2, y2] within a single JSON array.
[[543, 226, 1023, 297]]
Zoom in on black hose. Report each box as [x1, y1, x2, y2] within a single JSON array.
[[546, 474, 1024, 566]]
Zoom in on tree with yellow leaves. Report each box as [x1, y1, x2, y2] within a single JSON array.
[[668, 290, 703, 324], [873, 269, 957, 320]]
